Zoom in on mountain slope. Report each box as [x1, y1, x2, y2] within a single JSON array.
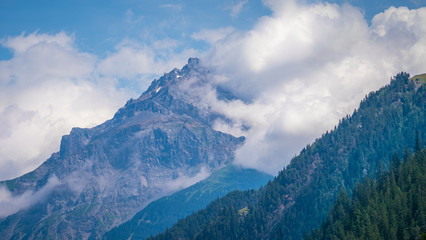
[[150, 72, 425, 240], [103, 165, 272, 240], [307, 147, 426, 240], [0, 58, 245, 240]]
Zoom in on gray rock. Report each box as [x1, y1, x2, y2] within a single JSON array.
[[0, 58, 244, 240]]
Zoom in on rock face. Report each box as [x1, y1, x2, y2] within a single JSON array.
[[0, 58, 244, 239]]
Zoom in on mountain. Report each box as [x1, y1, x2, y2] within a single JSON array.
[[150, 72, 425, 240], [306, 147, 425, 240], [103, 165, 272, 240], [0, 58, 262, 240]]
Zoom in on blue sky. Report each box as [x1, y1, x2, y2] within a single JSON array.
[[0, 0, 270, 59], [1, 0, 422, 60], [0, 0, 425, 180]]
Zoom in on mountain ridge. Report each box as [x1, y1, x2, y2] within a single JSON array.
[[0, 58, 250, 240], [149, 72, 425, 240]]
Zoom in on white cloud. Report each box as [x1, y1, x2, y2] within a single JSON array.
[[0, 32, 124, 181], [0, 175, 60, 217], [97, 39, 197, 80], [1, 1, 425, 181], [192, 27, 236, 44], [191, 1, 426, 174], [230, 0, 249, 18], [152, 38, 181, 50], [124, 9, 143, 25], [162, 166, 211, 192], [98, 42, 159, 79], [160, 4, 184, 12], [1, 31, 74, 55], [0, 32, 195, 181]]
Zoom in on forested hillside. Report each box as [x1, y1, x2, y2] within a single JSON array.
[[103, 165, 272, 240], [150, 72, 425, 240], [307, 147, 425, 240]]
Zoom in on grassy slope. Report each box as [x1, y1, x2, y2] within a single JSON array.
[[410, 73, 426, 83]]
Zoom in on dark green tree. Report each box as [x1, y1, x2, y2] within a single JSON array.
[[147, 72, 425, 240]]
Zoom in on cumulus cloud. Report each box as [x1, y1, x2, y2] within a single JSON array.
[[0, 32, 194, 181], [98, 39, 196, 80], [191, 1, 426, 174], [0, 175, 60, 217], [1, 1, 425, 181], [0, 32, 121, 181]]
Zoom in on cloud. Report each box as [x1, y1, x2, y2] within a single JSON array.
[[0, 32, 195, 181], [1, 1, 425, 181], [191, 1, 426, 174], [152, 38, 181, 50], [192, 27, 236, 44], [162, 166, 211, 192], [160, 4, 184, 12], [97, 39, 198, 90], [0, 32, 123, 181], [230, 0, 249, 18], [124, 9, 144, 25], [0, 175, 60, 217], [98, 41, 161, 79], [1, 31, 74, 55]]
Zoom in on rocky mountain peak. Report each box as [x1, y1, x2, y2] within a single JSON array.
[[110, 58, 213, 126], [0, 57, 243, 240], [140, 57, 206, 100]]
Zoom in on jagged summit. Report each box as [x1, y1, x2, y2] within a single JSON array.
[[135, 58, 205, 101], [110, 58, 210, 124], [0, 58, 243, 240]]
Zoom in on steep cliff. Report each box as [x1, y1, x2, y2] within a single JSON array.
[[0, 58, 245, 239]]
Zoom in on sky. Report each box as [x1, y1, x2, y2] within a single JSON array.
[[0, 0, 425, 180]]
